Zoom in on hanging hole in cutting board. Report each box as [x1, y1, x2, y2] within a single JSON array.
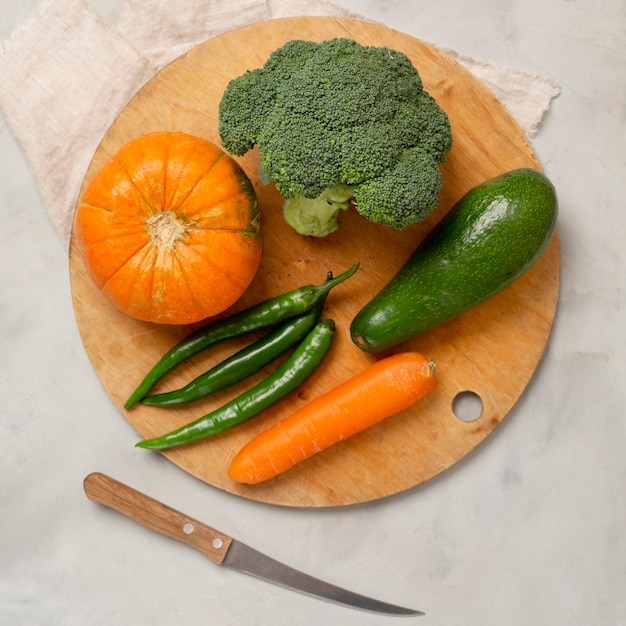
[[452, 391, 483, 422]]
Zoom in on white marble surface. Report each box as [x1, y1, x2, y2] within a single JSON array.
[[1, 1, 625, 625]]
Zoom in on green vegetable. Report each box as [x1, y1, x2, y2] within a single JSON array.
[[124, 263, 358, 408], [140, 302, 324, 407], [136, 319, 336, 450], [350, 169, 558, 352], [219, 38, 452, 237]]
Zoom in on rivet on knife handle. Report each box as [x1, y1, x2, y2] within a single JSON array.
[[83, 472, 232, 564]]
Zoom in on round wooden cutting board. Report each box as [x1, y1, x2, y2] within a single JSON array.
[[69, 17, 559, 507]]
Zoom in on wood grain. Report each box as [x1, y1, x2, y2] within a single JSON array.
[[69, 17, 560, 507], [84, 473, 232, 563]]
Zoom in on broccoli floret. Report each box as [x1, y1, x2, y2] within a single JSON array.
[[218, 38, 452, 237]]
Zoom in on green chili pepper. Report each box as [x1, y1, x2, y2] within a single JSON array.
[[136, 319, 336, 450], [125, 263, 358, 408], [140, 301, 324, 407]]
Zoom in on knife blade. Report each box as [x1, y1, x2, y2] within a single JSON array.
[[83, 472, 423, 616]]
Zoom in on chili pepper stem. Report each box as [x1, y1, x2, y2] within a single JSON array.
[[309, 262, 359, 299]]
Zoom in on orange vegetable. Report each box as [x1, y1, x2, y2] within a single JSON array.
[[75, 132, 262, 324], [228, 352, 435, 484]]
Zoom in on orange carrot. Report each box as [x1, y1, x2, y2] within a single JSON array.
[[228, 352, 435, 484]]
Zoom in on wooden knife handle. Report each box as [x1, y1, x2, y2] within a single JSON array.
[[83, 472, 232, 564]]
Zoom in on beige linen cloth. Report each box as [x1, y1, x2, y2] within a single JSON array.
[[0, 0, 560, 249]]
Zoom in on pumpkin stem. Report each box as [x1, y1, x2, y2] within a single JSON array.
[[146, 211, 187, 249]]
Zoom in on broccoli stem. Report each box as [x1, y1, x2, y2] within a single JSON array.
[[282, 183, 354, 237]]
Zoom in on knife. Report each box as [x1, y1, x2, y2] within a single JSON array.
[[83, 472, 423, 616]]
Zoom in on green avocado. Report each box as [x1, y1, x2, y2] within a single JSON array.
[[350, 168, 558, 353]]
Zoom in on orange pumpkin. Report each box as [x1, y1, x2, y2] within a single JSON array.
[[75, 132, 262, 325]]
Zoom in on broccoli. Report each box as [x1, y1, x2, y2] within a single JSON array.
[[218, 38, 452, 237]]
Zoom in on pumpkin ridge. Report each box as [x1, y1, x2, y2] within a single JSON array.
[[101, 240, 157, 308], [140, 238, 161, 321], [173, 240, 247, 316], [170, 247, 207, 318], [162, 133, 202, 212], [114, 154, 160, 217], [78, 207, 148, 246], [163, 136, 171, 212], [99, 237, 155, 289], [79, 202, 114, 214], [174, 152, 227, 215], [86, 239, 149, 286], [83, 226, 149, 249], [188, 225, 261, 236]]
